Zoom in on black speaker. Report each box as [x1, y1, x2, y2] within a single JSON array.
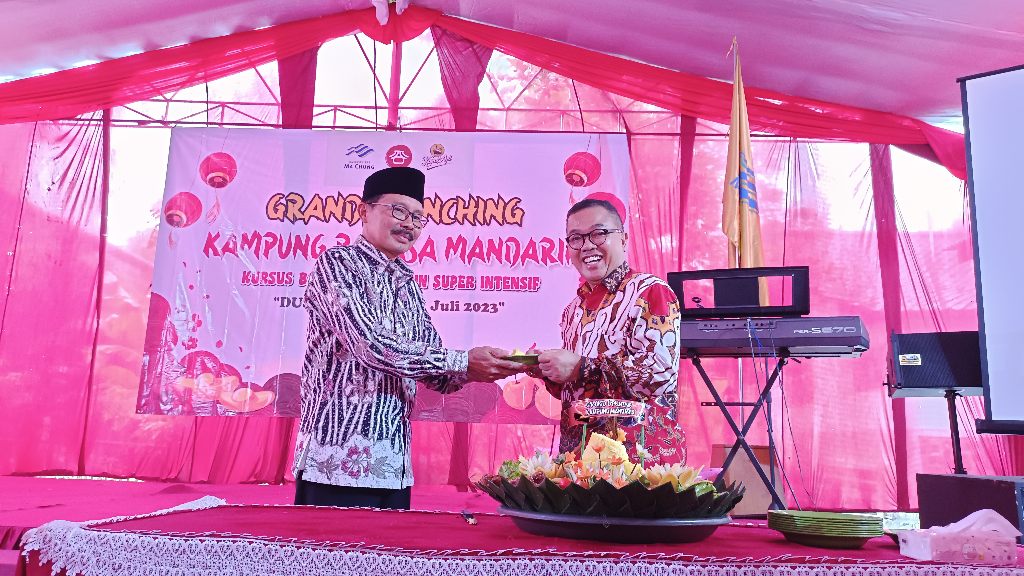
[[889, 331, 982, 398]]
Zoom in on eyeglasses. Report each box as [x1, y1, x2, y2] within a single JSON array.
[[566, 228, 623, 250], [366, 203, 429, 228]]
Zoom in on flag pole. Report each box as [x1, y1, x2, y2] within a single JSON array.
[[727, 36, 746, 424]]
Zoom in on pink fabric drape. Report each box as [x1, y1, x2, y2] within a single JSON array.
[[16, 120, 300, 482], [676, 116, 698, 265], [0, 123, 35, 342], [0, 119, 103, 475], [0, 7, 434, 126], [431, 27, 494, 131], [870, 143, 910, 509], [431, 12, 965, 180], [0, 17, 349, 125], [278, 49, 319, 129], [0, 7, 963, 178]]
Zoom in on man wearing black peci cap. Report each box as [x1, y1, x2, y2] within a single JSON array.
[[293, 166, 521, 509]]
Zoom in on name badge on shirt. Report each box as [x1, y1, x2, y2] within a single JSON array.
[[582, 399, 646, 418]]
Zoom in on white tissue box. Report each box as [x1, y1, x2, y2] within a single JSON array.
[[899, 525, 1018, 566]]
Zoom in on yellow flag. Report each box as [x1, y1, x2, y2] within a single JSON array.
[[721, 40, 768, 304]]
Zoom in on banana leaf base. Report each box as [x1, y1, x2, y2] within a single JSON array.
[[500, 506, 730, 543]]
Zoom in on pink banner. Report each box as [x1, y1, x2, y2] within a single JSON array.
[[136, 129, 630, 421]]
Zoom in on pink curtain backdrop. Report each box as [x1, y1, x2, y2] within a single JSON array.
[[0, 7, 963, 179], [0, 9, 1018, 508]]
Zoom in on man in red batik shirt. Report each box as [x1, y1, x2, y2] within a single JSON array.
[[535, 198, 686, 464]]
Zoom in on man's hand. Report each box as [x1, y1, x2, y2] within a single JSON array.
[[467, 347, 522, 382], [538, 349, 582, 384]]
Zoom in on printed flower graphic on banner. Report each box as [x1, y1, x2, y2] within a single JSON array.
[[170, 351, 275, 415], [218, 386, 275, 413]]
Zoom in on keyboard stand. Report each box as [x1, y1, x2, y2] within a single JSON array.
[[687, 351, 788, 510]]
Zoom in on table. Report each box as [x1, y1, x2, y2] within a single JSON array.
[[20, 498, 1024, 576]]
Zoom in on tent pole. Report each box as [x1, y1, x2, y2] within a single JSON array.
[[387, 40, 404, 129], [78, 109, 111, 475], [678, 115, 696, 268]]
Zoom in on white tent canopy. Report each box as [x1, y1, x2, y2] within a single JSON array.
[[3, 0, 1022, 123]]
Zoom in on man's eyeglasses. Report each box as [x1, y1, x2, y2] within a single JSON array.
[[366, 203, 429, 228], [566, 228, 623, 250]]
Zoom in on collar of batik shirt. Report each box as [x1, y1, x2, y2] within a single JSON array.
[[576, 261, 632, 298], [355, 235, 415, 284]]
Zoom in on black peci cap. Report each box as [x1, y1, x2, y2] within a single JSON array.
[[362, 166, 425, 204]]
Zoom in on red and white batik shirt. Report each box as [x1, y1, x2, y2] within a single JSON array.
[[547, 262, 686, 463]]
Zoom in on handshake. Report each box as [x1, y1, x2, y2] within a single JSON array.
[[466, 346, 583, 385]]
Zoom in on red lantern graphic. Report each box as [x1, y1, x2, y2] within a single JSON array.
[[563, 151, 601, 187], [585, 191, 627, 223], [199, 152, 237, 188], [163, 192, 203, 228]]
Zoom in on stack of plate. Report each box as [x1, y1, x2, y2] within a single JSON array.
[[768, 510, 884, 549]]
